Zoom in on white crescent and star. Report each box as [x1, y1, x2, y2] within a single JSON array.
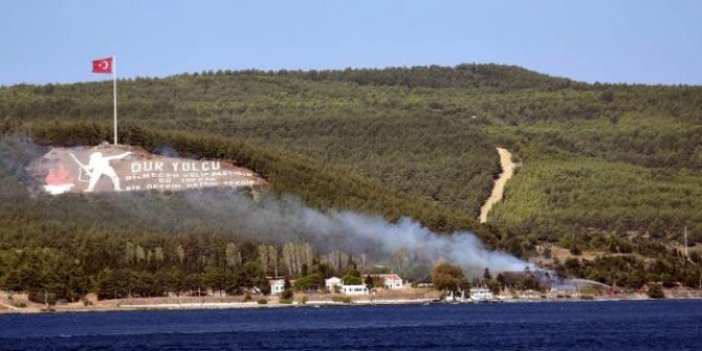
[[100, 61, 110, 70]]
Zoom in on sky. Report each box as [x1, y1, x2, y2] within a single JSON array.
[[1, 0, 700, 86]]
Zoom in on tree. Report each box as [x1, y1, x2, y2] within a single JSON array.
[[342, 274, 362, 285], [268, 245, 279, 277], [364, 274, 374, 290], [280, 288, 293, 300], [496, 273, 506, 290], [542, 245, 552, 259], [431, 263, 466, 294], [343, 265, 362, 285], [647, 284, 665, 299], [259, 278, 271, 296], [175, 244, 185, 265], [483, 267, 492, 281], [183, 273, 203, 297], [564, 258, 582, 276], [486, 279, 502, 294], [293, 273, 322, 291], [203, 267, 226, 293], [225, 243, 241, 268], [257, 244, 269, 275], [516, 275, 542, 292], [281, 278, 294, 301], [569, 242, 582, 256]]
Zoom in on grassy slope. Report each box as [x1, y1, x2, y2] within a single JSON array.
[[490, 153, 702, 241], [486, 108, 702, 242]]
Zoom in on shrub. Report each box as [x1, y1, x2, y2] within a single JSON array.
[[280, 289, 293, 300], [294, 273, 322, 291], [331, 295, 352, 304], [257, 298, 268, 305], [569, 243, 582, 256], [342, 274, 362, 285], [259, 280, 271, 296], [647, 284, 665, 299], [28, 291, 56, 306]]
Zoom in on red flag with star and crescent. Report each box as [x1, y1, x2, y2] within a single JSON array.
[[92, 57, 113, 74]]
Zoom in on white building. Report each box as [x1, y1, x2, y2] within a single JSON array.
[[374, 274, 404, 289], [341, 284, 369, 295], [470, 288, 495, 302], [268, 278, 286, 295], [325, 277, 342, 292]]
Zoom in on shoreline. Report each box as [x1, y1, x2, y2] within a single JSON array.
[[2, 295, 700, 315]]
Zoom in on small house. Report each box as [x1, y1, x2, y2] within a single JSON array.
[[341, 284, 369, 295], [374, 274, 404, 289], [325, 277, 342, 292], [268, 278, 286, 295]]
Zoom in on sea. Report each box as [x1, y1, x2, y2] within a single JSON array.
[[1, 300, 701, 351]]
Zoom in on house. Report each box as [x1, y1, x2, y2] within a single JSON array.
[[325, 277, 342, 292], [374, 274, 404, 289], [325, 276, 368, 295], [341, 284, 369, 295], [268, 278, 286, 295]]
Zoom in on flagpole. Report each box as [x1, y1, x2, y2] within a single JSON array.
[[113, 55, 118, 145]]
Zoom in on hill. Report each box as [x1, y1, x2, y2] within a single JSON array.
[[1, 64, 701, 296]]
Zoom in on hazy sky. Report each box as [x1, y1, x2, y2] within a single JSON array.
[[1, 0, 700, 86]]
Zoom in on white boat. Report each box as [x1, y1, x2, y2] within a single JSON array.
[[470, 288, 496, 303]]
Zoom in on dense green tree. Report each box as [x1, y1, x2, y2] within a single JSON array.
[[431, 263, 467, 294], [483, 268, 492, 281], [647, 284, 665, 299], [364, 274, 374, 290]]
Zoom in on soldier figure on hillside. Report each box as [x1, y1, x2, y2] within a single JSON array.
[[70, 151, 132, 192]]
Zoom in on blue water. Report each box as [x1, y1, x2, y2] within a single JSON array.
[[1, 300, 701, 350]]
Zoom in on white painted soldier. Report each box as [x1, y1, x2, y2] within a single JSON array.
[[70, 151, 132, 192]]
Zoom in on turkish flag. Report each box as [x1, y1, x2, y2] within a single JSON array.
[[92, 57, 113, 74]]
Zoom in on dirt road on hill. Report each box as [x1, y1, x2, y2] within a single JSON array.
[[479, 148, 515, 223]]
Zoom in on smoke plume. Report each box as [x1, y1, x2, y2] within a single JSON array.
[[181, 191, 532, 277]]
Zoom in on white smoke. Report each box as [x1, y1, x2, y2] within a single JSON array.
[[179, 191, 532, 276]]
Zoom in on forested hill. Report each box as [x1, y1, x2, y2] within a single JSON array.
[[1, 64, 702, 257], [253, 64, 580, 90]]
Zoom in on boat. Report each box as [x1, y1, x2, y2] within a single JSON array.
[[470, 288, 496, 303]]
